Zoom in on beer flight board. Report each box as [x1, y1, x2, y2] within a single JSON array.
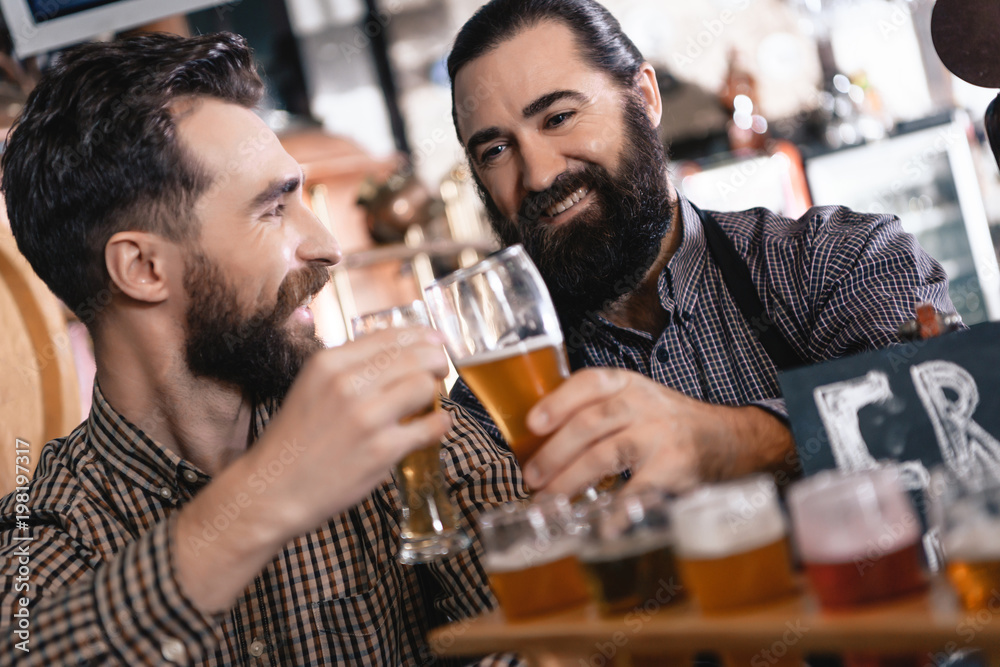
[[427, 579, 1000, 665]]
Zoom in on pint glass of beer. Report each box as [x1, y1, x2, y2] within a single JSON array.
[[788, 468, 927, 610], [479, 496, 590, 620], [350, 301, 471, 564], [423, 245, 569, 465], [671, 475, 796, 613], [579, 490, 684, 616], [931, 469, 1000, 611]]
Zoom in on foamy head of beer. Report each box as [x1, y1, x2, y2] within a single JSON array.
[[788, 468, 921, 564], [671, 475, 786, 560], [484, 536, 581, 573], [479, 496, 581, 572]]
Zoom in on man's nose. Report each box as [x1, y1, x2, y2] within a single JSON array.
[[520, 136, 566, 194], [295, 206, 342, 267]]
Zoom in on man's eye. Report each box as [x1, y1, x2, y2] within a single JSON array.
[[547, 112, 574, 128], [480, 144, 506, 164], [265, 203, 286, 218]]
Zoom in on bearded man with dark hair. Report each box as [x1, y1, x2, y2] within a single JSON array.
[[447, 0, 957, 494], [0, 32, 523, 666]]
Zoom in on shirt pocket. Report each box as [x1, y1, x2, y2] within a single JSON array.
[[312, 561, 401, 640]]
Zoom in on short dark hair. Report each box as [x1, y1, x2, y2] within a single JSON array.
[[1, 32, 264, 326], [447, 0, 644, 142]]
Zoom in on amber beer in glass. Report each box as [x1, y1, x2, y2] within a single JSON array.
[[350, 301, 471, 564], [932, 469, 1000, 611], [424, 245, 570, 465], [788, 468, 927, 610], [479, 496, 590, 620], [454, 336, 568, 462], [672, 475, 797, 613], [579, 490, 684, 616]]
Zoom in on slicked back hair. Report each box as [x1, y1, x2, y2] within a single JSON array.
[[447, 0, 644, 143], [2, 32, 264, 327]]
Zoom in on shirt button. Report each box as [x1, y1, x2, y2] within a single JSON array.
[[182, 469, 199, 484], [249, 639, 266, 657], [161, 638, 187, 662], [158, 487, 174, 500], [655, 347, 669, 363]]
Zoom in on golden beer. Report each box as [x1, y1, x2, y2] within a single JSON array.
[[947, 558, 1000, 611], [678, 537, 797, 613], [487, 546, 590, 620], [580, 537, 684, 615], [455, 336, 569, 463]]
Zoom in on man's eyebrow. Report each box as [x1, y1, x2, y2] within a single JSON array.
[[466, 127, 501, 156], [247, 172, 302, 213], [464, 90, 587, 156], [521, 90, 587, 119]]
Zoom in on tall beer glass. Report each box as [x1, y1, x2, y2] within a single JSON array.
[[788, 468, 927, 610], [350, 301, 471, 564], [671, 475, 796, 613], [579, 490, 684, 616], [930, 469, 1000, 611], [423, 245, 569, 465], [479, 496, 590, 620]]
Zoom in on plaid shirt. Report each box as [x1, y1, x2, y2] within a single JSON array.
[[0, 383, 526, 666], [452, 198, 956, 442]]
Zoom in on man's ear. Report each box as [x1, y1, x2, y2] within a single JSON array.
[[104, 231, 173, 304], [636, 62, 662, 128]]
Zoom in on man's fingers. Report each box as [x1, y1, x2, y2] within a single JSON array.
[[527, 368, 629, 435], [355, 372, 445, 429], [534, 436, 637, 498], [370, 409, 453, 462], [522, 397, 633, 488]]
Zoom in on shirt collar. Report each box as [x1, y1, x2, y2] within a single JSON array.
[[666, 195, 709, 319], [85, 381, 272, 501]]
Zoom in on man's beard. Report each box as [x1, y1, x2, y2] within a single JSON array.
[[478, 92, 674, 325], [183, 252, 330, 405]]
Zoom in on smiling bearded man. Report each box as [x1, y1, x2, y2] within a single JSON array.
[[480, 91, 673, 322], [446, 0, 959, 497]]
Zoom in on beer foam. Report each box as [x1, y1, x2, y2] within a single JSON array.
[[485, 538, 580, 573], [672, 480, 786, 559], [454, 334, 564, 367], [945, 519, 1000, 561]]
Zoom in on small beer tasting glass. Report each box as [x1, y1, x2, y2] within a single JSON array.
[[578, 489, 684, 616], [478, 495, 590, 620], [671, 474, 797, 613], [929, 466, 1000, 611], [787, 467, 927, 610], [350, 301, 470, 564]]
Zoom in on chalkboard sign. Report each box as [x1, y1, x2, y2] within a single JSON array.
[[778, 322, 1000, 494]]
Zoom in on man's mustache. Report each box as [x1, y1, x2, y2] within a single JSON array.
[[272, 265, 331, 322], [518, 168, 595, 223]]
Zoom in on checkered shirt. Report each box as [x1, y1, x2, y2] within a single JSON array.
[[0, 382, 527, 666], [452, 198, 957, 443]]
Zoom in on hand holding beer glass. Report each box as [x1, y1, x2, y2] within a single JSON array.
[[423, 245, 570, 467], [350, 301, 471, 564]]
